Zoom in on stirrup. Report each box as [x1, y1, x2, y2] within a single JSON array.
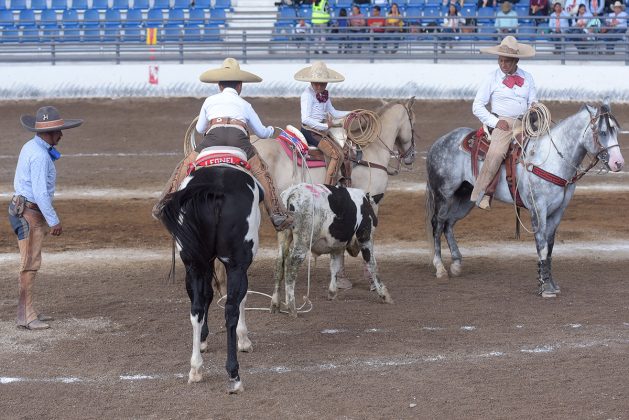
[[271, 212, 294, 232]]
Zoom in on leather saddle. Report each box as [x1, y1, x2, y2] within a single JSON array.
[[461, 127, 526, 208]]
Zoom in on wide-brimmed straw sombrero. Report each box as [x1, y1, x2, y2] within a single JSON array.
[[20, 106, 83, 133], [199, 58, 262, 83], [294, 62, 345, 83], [480, 36, 535, 58]]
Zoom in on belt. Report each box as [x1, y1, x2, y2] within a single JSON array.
[[25, 201, 41, 212], [208, 117, 249, 132]]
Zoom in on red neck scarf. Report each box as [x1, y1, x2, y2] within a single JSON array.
[[503, 74, 525, 89], [316, 90, 329, 103]]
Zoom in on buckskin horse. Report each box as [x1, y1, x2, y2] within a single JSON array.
[[426, 103, 624, 297], [159, 147, 262, 393]]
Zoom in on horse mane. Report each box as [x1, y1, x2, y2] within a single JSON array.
[[375, 100, 404, 116]]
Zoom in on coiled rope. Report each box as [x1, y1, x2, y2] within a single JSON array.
[[184, 116, 199, 156], [345, 109, 381, 148]]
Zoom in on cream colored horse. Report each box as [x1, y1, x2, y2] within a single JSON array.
[[205, 98, 418, 352]]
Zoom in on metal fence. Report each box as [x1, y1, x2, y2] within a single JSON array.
[[0, 15, 627, 64]]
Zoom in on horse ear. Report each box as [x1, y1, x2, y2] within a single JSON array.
[[407, 96, 416, 109], [602, 96, 612, 112], [585, 104, 597, 116]]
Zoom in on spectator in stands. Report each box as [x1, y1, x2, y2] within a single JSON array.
[[374, 0, 390, 6], [495, 1, 519, 33], [348, 4, 367, 53], [385, 2, 404, 53], [477, 0, 496, 9], [601, 1, 627, 51], [586, 0, 604, 15], [564, 0, 587, 15], [569, 3, 596, 52], [294, 18, 312, 48], [443, 0, 464, 10], [331, 8, 349, 53], [440, 3, 465, 51], [368, 5, 386, 53], [530, 0, 550, 26], [548, 2, 571, 51], [311, 0, 331, 54]]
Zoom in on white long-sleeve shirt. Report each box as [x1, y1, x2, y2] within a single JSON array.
[[300, 86, 350, 131], [195, 87, 274, 138], [472, 67, 537, 128]]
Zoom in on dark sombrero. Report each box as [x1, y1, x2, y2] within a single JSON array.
[[21, 106, 83, 133]]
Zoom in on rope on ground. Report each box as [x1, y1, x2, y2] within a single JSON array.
[[345, 109, 381, 148], [184, 116, 199, 156]]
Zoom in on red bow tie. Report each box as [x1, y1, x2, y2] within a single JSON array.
[[503, 74, 525, 89], [316, 90, 329, 103]]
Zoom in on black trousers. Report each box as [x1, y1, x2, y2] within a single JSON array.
[[195, 126, 256, 159]]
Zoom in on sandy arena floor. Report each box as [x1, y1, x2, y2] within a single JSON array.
[[0, 98, 628, 419]]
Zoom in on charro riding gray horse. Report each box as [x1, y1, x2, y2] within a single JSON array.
[[426, 103, 624, 297]]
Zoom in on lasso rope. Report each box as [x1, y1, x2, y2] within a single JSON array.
[[345, 109, 381, 149], [184, 116, 199, 156]]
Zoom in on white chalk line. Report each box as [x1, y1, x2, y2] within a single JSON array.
[[1, 179, 629, 199], [0, 240, 628, 267], [2, 335, 628, 385]]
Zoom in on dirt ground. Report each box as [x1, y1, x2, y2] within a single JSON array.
[[0, 98, 628, 419]]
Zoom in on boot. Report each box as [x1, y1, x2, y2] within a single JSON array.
[[249, 154, 294, 231], [152, 151, 199, 219], [317, 137, 343, 186], [16, 270, 48, 330]]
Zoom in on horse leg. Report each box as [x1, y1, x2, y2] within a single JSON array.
[[444, 194, 474, 277], [236, 293, 252, 352], [224, 264, 248, 394], [432, 218, 448, 279], [271, 230, 291, 314], [361, 240, 393, 304], [531, 209, 557, 298], [186, 264, 213, 384], [545, 208, 566, 294]]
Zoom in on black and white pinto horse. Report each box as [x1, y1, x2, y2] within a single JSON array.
[[426, 104, 624, 297], [159, 147, 262, 393], [271, 183, 393, 318]]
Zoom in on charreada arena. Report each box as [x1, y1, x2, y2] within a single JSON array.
[[2, 7, 629, 420]]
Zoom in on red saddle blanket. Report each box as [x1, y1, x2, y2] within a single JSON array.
[[461, 128, 525, 208], [187, 152, 251, 176], [276, 136, 326, 169]]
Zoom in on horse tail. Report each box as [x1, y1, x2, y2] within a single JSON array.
[[161, 186, 224, 274], [425, 180, 436, 254]]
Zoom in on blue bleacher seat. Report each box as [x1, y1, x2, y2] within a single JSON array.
[[406, 0, 424, 5], [62, 8, 79, 27], [515, 4, 531, 23], [153, 0, 170, 9], [146, 8, 163, 27], [113, 0, 130, 10], [476, 6, 495, 25], [83, 9, 101, 40], [83, 25, 101, 41], [163, 25, 182, 40], [104, 8, 121, 25], [19, 10, 39, 42], [0, 9, 14, 26], [1, 27, 20, 42], [277, 5, 296, 26], [173, 0, 189, 8], [167, 7, 184, 25], [191, 0, 210, 9], [298, 6, 311, 19], [209, 7, 225, 24], [460, 5, 476, 18], [517, 23, 537, 41], [272, 22, 289, 41], [104, 10, 122, 41], [134, 0, 150, 9], [182, 25, 201, 40], [90, 0, 108, 10], [334, 0, 352, 7], [50, 0, 68, 10], [422, 5, 441, 26], [125, 8, 143, 25], [40, 9, 58, 27], [404, 5, 422, 24], [212, 0, 230, 9], [188, 7, 205, 24], [72, 0, 88, 9], [10, 0, 28, 10], [17, 9, 36, 27], [203, 23, 220, 41], [30, 0, 47, 10], [123, 9, 143, 41], [476, 25, 497, 40], [83, 8, 100, 26]]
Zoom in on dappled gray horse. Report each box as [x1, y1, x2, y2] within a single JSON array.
[[426, 103, 624, 297]]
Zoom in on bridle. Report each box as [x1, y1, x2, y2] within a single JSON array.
[[374, 102, 417, 175]]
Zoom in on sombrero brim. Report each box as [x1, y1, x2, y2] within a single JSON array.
[[480, 44, 536, 58], [20, 115, 83, 132], [294, 67, 345, 83], [199, 68, 262, 83]]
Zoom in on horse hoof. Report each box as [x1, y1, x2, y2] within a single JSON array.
[[336, 277, 353, 289], [541, 291, 557, 298], [188, 369, 202, 384], [381, 293, 394, 304], [200, 341, 208, 353], [450, 261, 463, 277], [238, 338, 253, 353], [436, 268, 449, 279], [327, 290, 338, 301], [270, 303, 280, 314], [228, 378, 244, 394]]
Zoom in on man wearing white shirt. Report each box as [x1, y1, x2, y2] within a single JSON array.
[[471, 36, 537, 210], [295, 62, 351, 186], [603, 1, 628, 51], [153, 58, 293, 231], [9, 106, 83, 330]]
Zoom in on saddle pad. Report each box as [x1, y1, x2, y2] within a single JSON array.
[[189, 147, 251, 176], [198, 146, 247, 162], [277, 137, 326, 168]]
